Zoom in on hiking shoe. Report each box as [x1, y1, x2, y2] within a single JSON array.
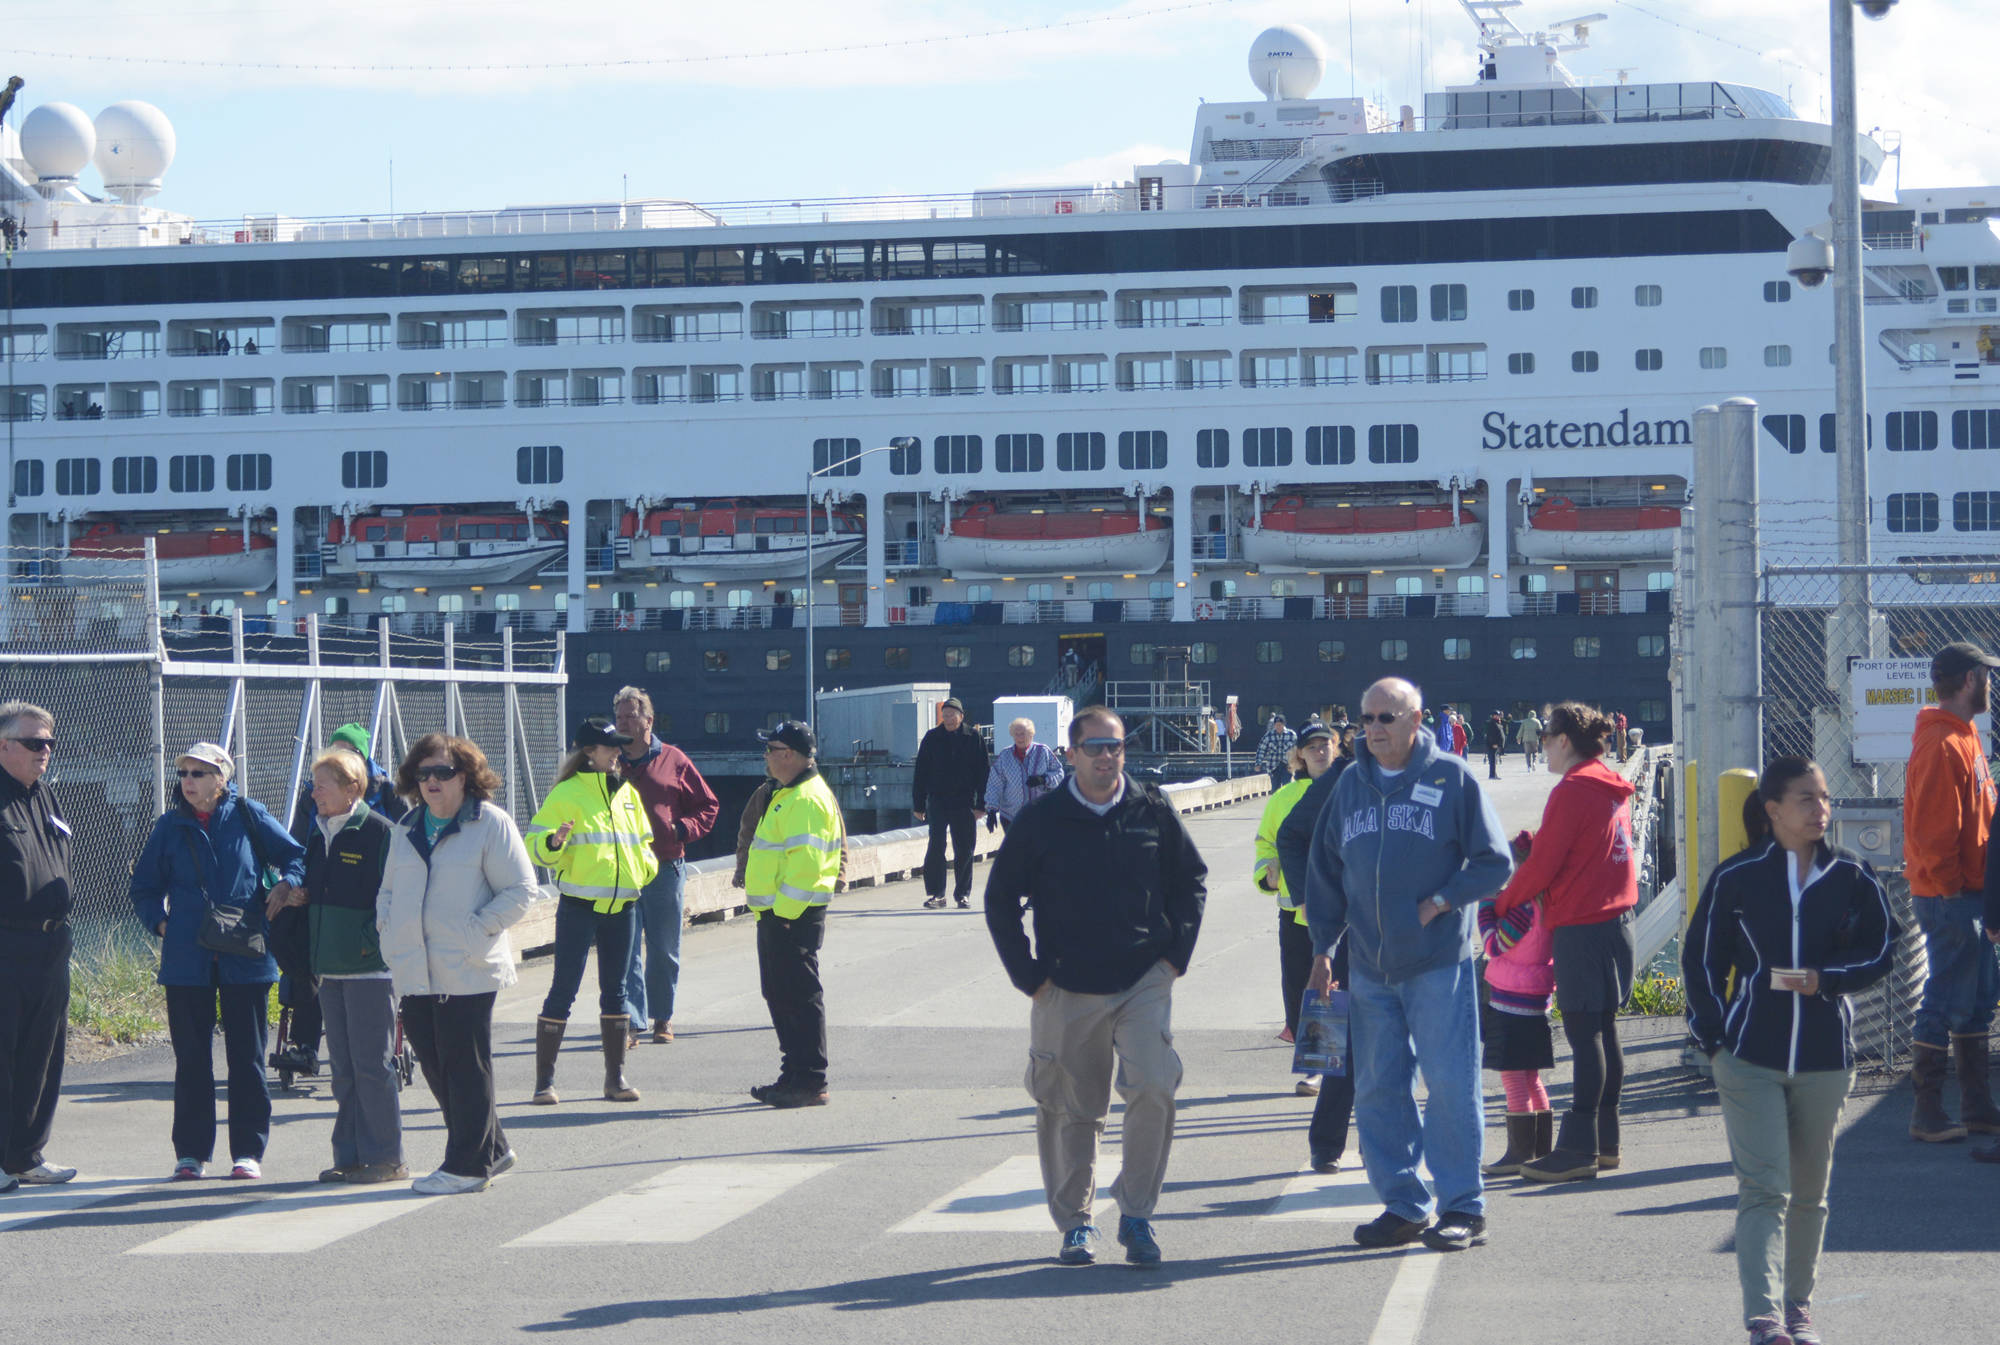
[[652, 1021, 674, 1044], [170, 1158, 205, 1181], [750, 1082, 783, 1106], [1353, 1211, 1429, 1248], [1295, 1075, 1321, 1097], [1057, 1225, 1098, 1265], [955, 896, 971, 910], [1309, 1149, 1341, 1174], [345, 1163, 410, 1184], [1783, 1303, 1821, 1345], [11, 1161, 77, 1185], [922, 895, 947, 909], [228, 1158, 261, 1180], [1420, 1211, 1487, 1252], [1116, 1215, 1162, 1266], [319, 1166, 349, 1184], [412, 1169, 489, 1196], [1747, 1317, 1794, 1345], [766, 1084, 829, 1109]]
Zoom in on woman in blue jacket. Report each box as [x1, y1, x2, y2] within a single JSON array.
[[129, 742, 306, 1181], [1683, 756, 1896, 1345]]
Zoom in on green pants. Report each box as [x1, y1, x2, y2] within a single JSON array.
[[1711, 1049, 1852, 1326]]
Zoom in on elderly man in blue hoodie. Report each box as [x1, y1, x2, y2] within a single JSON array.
[[1307, 676, 1511, 1253]]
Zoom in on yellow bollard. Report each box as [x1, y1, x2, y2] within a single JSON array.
[[1717, 768, 1759, 864]]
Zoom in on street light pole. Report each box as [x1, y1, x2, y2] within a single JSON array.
[[803, 443, 902, 738]]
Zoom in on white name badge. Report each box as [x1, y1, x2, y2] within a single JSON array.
[[1411, 784, 1444, 807]]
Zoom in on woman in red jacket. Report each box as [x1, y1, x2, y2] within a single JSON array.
[[1491, 701, 1639, 1183]]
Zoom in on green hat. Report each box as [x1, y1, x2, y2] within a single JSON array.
[[329, 723, 371, 757]]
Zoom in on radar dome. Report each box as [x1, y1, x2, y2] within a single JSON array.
[[20, 103, 96, 182], [1248, 24, 1327, 100], [92, 100, 176, 203]]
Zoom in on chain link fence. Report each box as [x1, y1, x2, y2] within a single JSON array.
[[0, 546, 567, 957], [1758, 562, 2000, 1070]]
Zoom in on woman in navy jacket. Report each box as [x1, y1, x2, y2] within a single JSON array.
[[1682, 755, 1896, 1345], [129, 742, 306, 1181]]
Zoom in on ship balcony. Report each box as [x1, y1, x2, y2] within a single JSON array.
[[1509, 590, 1668, 617], [1191, 534, 1233, 562]]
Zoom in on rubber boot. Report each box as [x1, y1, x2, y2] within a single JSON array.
[[1597, 1105, 1622, 1170], [1952, 1034, 2000, 1135], [601, 1015, 641, 1102], [1910, 1043, 1968, 1142], [1481, 1113, 1537, 1176], [531, 1017, 564, 1106], [1519, 1109, 1599, 1182], [1533, 1110, 1554, 1159]]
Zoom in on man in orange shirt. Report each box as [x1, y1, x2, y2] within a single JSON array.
[[1903, 641, 2000, 1144]]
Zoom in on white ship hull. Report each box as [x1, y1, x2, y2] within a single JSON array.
[[1513, 526, 1677, 563], [1241, 521, 1483, 571], [934, 529, 1172, 579], [63, 548, 278, 592]]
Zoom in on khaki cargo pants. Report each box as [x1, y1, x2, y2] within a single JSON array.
[[1026, 959, 1183, 1232]]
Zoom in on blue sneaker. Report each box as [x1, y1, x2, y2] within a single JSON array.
[[1057, 1225, 1097, 1266], [1116, 1215, 1162, 1266]]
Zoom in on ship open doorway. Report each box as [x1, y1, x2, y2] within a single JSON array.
[[1056, 632, 1106, 697]]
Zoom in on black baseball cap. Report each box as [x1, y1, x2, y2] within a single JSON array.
[[574, 716, 633, 749], [1296, 723, 1334, 745], [1932, 641, 2000, 684], [941, 697, 965, 713], [758, 720, 816, 757]]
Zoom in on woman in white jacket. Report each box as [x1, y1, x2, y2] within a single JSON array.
[[982, 718, 1064, 831], [378, 732, 540, 1195]]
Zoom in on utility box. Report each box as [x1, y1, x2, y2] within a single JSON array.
[[1830, 798, 1903, 870], [992, 695, 1075, 752], [815, 683, 952, 762]]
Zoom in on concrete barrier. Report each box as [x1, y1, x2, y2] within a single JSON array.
[[513, 772, 1275, 954]]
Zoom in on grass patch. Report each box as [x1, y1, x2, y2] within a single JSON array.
[[69, 929, 168, 1043], [1623, 972, 1687, 1018]]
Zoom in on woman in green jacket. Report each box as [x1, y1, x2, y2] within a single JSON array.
[[526, 717, 660, 1105]]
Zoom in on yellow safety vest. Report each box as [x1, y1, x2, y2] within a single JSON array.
[[526, 770, 659, 912], [1253, 776, 1311, 925], [745, 768, 844, 920]]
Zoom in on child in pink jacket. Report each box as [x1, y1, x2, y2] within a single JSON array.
[[1479, 831, 1557, 1174]]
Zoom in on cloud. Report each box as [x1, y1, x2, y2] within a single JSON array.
[[990, 142, 1189, 187]]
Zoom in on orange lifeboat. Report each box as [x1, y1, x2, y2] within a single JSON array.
[[65, 523, 277, 590], [1241, 498, 1483, 570], [1514, 496, 1680, 562], [933, 502, 1171, 578]]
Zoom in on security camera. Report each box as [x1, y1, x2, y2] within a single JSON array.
[[1855, 0, 1897, 18], [1787, 232, 1834, 288]]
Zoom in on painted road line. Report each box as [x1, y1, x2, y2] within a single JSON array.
[[127, 1183, 444, 1255], [0, 1177, 159, 1232], [892, 1154, 1108, 1235], [506, 1161, 836, 1247], [1366, 1249, 1443, 1345], [1266, 1163, 1386, 1222]]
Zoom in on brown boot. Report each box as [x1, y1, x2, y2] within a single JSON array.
[[1911, 1042, 1968, 1142], [1481, 1113, 1537, 1176], [531, 1017, 564, 1105], [1533, 1109, 1554, 1158], [600, 1015, 641, 1102], [1953, 1034, 2000, 1134]]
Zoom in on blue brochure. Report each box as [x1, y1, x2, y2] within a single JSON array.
[[1292, 988, 1349, 1077]]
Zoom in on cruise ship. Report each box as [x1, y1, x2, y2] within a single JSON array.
[[2, 1, 1996, 750]]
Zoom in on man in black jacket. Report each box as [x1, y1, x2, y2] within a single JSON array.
[[0, 701, 77, 1190], [912, 697, 989, 910], [985, 706, 1207, 1268]]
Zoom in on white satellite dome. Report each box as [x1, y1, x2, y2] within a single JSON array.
[[20, 103, 96, 182], [1248, 24, 1328, 101], [92, 100, 176, 204]]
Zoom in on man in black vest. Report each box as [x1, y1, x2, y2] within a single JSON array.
[[0, 701, 76, 1189], [912, 697, 989, 910]]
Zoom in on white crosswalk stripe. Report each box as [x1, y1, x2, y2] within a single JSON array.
[[127, 1183, 449, 1255], [0, 1177, 157, 1232], [1267, 1163, 1391, 1222], [505, 1161, 836, 1247], [891, 1154, 1107, 1234]]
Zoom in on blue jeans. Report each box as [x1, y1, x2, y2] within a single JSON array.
[[164, 976, 272, 1165], [1349, 957, 1485, 1224], [624, 859, 686, 1028], [1912, 895, 1999, 1046], [541, 896, 638, 1021]]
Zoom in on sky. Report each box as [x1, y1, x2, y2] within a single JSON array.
[[5, 0, 1993, 223]]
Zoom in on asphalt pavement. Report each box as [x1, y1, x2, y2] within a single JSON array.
[[16, 761, 1997, 1344]]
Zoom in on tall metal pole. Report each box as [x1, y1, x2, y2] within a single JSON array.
[[804, 466, 815, 736], [1828, 0, 1874, 796]]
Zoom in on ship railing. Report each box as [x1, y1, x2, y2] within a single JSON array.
[[750, 388, 811, 402], [103, 407, 161, 420], [2, 409, 45, 423], [872, 321, 986, 337], [1191, 534, 1232, 562], [514, 394, 629, 408], [515, 333, 627, 347], [1510, 593, 1560, 617], [1115, 316, 1232, 330], [400, 335, 513, 350], [882, 540, 931, 568], [292, 548, 324, 581], [280, 339, 393, 354], [632, 330, 742, 344], [992, 317, 1109, 332], [1862, 231, 1921, 251], [1242, 373, 1360, 388]]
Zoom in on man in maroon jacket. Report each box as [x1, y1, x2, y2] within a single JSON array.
[[614, 687, 720, 1044]]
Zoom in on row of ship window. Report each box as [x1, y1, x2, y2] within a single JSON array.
[[1763, 409, 2000, 455], [1885, 492, 2000, 533], [811, 426, 1419, 475], [583, 631, 1670, 681], [0, 276, 1794, 365]]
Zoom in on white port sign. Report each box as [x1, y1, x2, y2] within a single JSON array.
[[1850, 658, 1992, 763]]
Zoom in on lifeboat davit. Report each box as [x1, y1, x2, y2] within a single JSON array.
[[1241, 499, 1483, 571], [64, 524, 278, 591], [933, 502, 1171, 579], [322, 508, 565, 590], [1514, 497, 1680, 562], [618, 500, 864, 581]]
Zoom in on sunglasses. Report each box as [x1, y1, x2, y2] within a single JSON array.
[[12, 737, 54, 753], [415, 764, 461, 782], [175, 768, 216, 779], [1357, 712, 1409, 726], [1076, 738, 1125, 757]]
